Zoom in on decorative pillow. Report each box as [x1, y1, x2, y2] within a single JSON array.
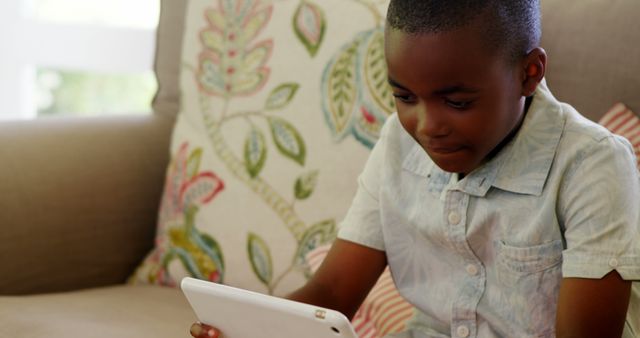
[[598, 103, 640, 168], [306, 245, 414, 338], [131, 0, 395, 297]]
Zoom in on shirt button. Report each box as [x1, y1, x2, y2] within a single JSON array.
[[456, 325, 470, 337], [466, 264, 479, 276], [609, 258, 619, 268], [448, 211, 461, 225]]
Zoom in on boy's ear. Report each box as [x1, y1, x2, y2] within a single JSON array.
[[521, 47, 547, 97]]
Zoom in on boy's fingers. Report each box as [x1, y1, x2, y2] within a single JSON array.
[[190, 322, 220, 338]]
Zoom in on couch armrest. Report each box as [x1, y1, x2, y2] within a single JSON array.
[[0, 114, 174, 295]]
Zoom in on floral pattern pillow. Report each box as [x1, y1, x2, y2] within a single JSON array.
[[131, 0, 394, 297]]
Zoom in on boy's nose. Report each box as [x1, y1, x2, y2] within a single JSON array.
[[417, 105, 450, 138]]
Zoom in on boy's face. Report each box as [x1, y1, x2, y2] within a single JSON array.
[[385, 23, 525, 175]]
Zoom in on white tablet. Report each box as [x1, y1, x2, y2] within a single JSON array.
[[181, 277, 359, 338]]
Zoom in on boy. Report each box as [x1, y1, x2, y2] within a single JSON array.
[[192, 0, 639, 337]]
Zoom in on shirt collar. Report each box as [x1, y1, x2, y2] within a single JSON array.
[[402, 80, 566, 197]]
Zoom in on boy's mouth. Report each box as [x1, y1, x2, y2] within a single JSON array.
[[425, 144, 464, 154]]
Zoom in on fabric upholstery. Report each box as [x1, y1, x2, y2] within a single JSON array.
[[599, 103, 640, 168], [132, 0, 393, 297], [0, 115, 173, 295], [130, 0, 634, 336], [151, 0, 640, 124], [541, 0, 640, 121], [136, 3, 410, 337], [0, 285, 193, 338], [2, 0, 639, 337], [152, 0, 188, 118]]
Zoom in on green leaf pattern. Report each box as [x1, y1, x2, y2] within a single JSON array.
[[248, 233, 273, 286], [322, 36, 362, 140], [322, 27, 392, 148], [186, 148, 203, 179], [268, 117, 306, 166], [294, 170, 319, 200], [293, 1, 326, 57], [364, 29, 395, 115], [265, 83, 300, 110], [244, 127, 267, 178]]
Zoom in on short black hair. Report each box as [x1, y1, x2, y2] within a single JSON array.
[[386, 0, 541, 63]]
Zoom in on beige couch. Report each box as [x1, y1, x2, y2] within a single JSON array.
[[1, 1, 638, 337]]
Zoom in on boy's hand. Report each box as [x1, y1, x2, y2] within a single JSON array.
[[186, 239, 385, 338], [190, 322, 221, 338]]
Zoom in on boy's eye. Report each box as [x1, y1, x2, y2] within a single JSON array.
[[445, 99, 472, 110], [393, 93, 416, 103]]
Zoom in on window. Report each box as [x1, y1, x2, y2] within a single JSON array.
[[0, 0, 160, 119]]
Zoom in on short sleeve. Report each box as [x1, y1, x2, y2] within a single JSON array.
[[337, 117, 399, 251], [560, 134, 640, 280]]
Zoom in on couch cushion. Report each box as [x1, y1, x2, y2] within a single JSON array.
[[152, 0, 187, 118], [541, 0, 640, 122], [0, 285, 193, 338], [0, 115, 172, 295], [132, 0, 394, 297]]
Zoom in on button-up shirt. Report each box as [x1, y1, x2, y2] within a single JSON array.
[[338, 82, 640, 338]]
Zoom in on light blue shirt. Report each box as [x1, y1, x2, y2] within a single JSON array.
[[338, 82, 640, 338]]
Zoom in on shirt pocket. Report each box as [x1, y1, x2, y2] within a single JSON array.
[[496, 239, 564, 281], [494, 239, 564, 336]]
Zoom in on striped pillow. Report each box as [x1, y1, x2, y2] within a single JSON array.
[[305, 245, 414, 338], [598, 103, 640, 168]]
